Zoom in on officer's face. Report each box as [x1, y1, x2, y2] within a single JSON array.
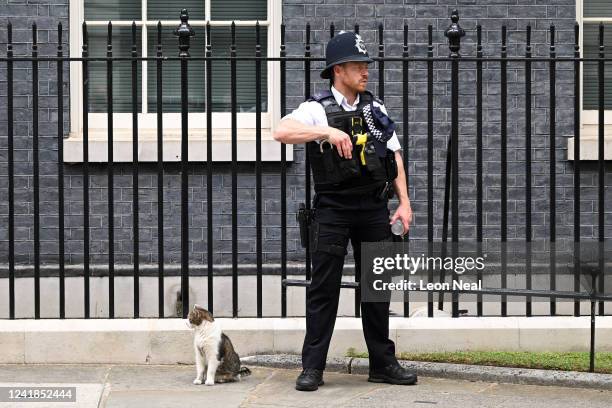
[[334, 62, 369, 93]]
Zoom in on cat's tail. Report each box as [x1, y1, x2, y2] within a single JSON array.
[[239, 366, 252, 377]]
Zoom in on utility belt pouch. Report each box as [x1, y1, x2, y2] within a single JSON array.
[[319, 141, 338, 180], [374, 150, 399, 201], [384, 148, 398, 181], [297, 203, 311, 248], [363, 140, 385, 180], [338, 152, 360, 180], [321, 111, 362, 183], [318, 140, 359, 183]]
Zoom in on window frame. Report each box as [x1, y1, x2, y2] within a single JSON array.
[[67, 0, 287, 162], [577, 0, 612, 124], [566, 0, 612, 160]]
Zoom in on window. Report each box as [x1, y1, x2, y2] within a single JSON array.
[[66, 0, 287, 162], [569, 0, 612, 160], [581, 0, 612, 121]]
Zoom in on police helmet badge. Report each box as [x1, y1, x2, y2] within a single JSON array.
[[355, 34, 367, 54]]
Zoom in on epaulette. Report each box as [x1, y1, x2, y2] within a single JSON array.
[[361, 90, 383, 105], [308, 89, 340, 112], [307, 90, 334, 103]]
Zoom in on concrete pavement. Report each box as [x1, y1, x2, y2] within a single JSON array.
[[0, 364, 611, 407]]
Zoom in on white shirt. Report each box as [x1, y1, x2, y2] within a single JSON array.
[[282, 85, 402, 152]]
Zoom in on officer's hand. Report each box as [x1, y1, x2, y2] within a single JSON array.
[[390, 202, 413, 235], [326, 128, 353, 159]]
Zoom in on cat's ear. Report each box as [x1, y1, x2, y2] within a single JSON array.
[[202, 309, 214, 322], [193, 303, 200, 309]]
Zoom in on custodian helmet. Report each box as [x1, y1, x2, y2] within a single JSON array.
[[320, 31, 373, 79]]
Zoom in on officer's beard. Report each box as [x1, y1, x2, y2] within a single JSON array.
[[351, 75, 369, 93], [335, 78, 368, 95]]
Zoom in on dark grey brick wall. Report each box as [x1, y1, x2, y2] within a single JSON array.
[[283, 0, 612, 252], [0, 0, 72, 270], [1, 0, 611, 276]]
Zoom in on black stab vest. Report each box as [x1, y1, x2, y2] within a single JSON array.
[[306, 90, 397, 195]]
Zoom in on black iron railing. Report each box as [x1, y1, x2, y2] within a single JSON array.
[[1, 8, 611, 356]]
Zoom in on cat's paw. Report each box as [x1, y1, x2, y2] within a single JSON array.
[[204, 379, 215, 386], [193, 378, 203, 385]]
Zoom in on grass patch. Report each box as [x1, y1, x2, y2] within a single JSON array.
[[345, 348, 612, 374]]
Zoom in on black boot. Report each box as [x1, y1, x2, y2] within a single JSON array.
[[368, 363, 417, 385], [295, 368, 324, 391]]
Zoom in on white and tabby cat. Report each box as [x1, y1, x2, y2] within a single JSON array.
[[187, 304, 251, 385]]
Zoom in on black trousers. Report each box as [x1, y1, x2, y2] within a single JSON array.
[[301, 192, 397, 371]]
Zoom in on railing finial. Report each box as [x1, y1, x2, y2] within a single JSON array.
[[444, 9, 465, 57], [174, 8, 195, 57]]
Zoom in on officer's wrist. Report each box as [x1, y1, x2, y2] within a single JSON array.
[[309, 125, 328, 142], [318, 132, 330, 142], [398, 195, 411, 206]]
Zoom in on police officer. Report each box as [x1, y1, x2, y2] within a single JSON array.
[[273, 31, 416, 391]]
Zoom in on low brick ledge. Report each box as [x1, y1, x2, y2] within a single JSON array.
[[0, 317, 610, 366]]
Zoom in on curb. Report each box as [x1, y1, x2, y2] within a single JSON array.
[[241, 354, 612, 391]]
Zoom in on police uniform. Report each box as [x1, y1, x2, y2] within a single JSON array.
[[283, 32, 411, 385], [286, 85, 402, 153]]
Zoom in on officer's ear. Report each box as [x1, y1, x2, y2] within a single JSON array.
[[333, 64, 343, 78], [332, 64, 343, 84]]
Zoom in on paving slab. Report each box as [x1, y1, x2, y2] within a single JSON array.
[[0, 364, 611, 408]]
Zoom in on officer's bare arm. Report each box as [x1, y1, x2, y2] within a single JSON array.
[[273, 118, 329, 143], [273, 118, 354, 159], [391, 151, 413, 230], [393, 152, 411, 207]]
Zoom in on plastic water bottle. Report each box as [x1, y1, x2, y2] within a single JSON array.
[[391, 219, 404, 236]]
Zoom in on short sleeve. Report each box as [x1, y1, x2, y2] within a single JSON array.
[[282, 100, 326, 127], [386, 134, 401, 152]]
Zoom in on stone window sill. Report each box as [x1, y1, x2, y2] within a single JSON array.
[[63, 128, 293, 163], [567, 125, 612, 161]]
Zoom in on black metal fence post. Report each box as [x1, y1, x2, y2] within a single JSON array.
[[549, 24, 557, 316], [427, 24, 434, 317], [32, 23, 41, 319], [402, 22, 410, 318], [598, 23, 605, 317], [175, 9, 194, 318], [255, 21, 263, 318], [476, 24, 483, 317], [107, 22, 115, 318], [445, 9, 464, 319], [280, 23, 287, 318], [500, 24, 508, 317], [82, 22, 90, 319], [525, 24, 533, 318], [7, 22, 15, 320], [156, 21, 164, 318], [57, 22, 66, 319], [573, 22, 581, 318], [205, 21, 214, 314], [230, 21, 238, 318], [131, 21, 140, 318], [304, 23, 312, 283]]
